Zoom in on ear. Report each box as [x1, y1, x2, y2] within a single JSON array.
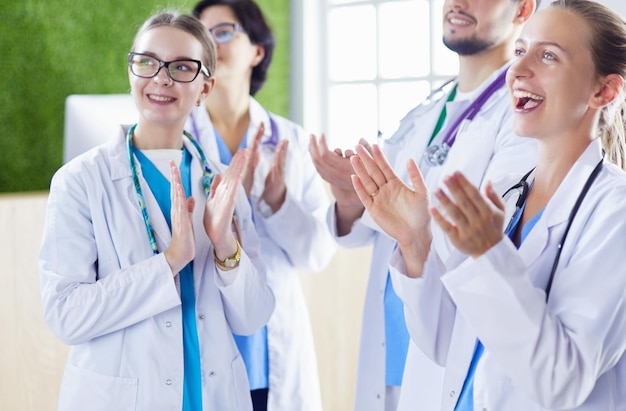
[[590, 74, 624, 109], [198, 77, 216, 104], [514, 0, 536, 24], [251, 45, 265, 68]]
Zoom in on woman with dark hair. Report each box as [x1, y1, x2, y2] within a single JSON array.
[[187, 1, 336, 410], [39, 10, 275, 410]]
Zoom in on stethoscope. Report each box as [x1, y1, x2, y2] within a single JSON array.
[[423, 68, 508, 167], [188, 107, 279, 149], [421, 77, 456, 107], [501, 159, 604, 300]]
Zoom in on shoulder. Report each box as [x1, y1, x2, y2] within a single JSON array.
[[52, 129, 125, 190], [593, 162, 626, 197]]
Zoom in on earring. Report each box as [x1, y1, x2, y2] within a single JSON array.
[[196, 100, 201, 107]]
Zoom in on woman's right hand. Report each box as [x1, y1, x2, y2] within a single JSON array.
[[164, 161, 196, 275]]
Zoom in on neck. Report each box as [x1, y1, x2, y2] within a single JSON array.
[[205, 82, 251, 152], [206, 79, 250, 125], [132, 122, 184, 150], [456, 42, 513, 92], [527, 132, 595, 212]]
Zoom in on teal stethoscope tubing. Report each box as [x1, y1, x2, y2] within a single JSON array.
[[126, 123, 215, 255]]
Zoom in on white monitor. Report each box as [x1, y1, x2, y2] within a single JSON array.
[[63, 94, 138, 163]]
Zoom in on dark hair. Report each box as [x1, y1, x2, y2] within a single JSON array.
[[551, 0, 626, 169], [192, 0, 275, 96], [131, 11, 217, 78]]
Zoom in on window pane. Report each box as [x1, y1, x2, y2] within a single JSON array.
[[431, 0, 458, 75], [379, 1, 430, 79], [328, 5, 377, 81], [328, 84, 378, 148], [378, 81, 430, 136]]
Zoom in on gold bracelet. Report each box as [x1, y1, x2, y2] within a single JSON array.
[[213, 240, 241, 269]]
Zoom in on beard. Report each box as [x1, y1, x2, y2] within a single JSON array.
[[443, 35, 494, 56]]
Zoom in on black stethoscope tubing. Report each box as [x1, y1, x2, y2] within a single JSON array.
[[502, 159, 603, 300]]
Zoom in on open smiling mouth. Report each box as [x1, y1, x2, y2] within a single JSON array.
[[514, 90, 544, 110]]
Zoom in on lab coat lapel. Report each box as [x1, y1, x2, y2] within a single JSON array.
[[188, 104, 221, 164], [517, 140, 604, 270], [108, 125, 172, 255], [249, 97, 275, 146]]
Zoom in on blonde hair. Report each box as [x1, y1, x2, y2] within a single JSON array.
[[131, 11, 216, 78]]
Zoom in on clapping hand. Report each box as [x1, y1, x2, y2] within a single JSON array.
[[204, 149, 248, 260], [164, 161, 197, 275], [431, 172, 505, 258]]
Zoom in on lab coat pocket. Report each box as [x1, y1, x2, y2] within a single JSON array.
[[58, 363, 138, 411]]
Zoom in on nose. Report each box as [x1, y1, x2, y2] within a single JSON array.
[[446, 0, 468, 12], [508, 52, 533, 81], [153, 65, 173, 85]]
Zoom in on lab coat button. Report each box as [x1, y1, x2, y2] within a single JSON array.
[[165, 321, 172, 327], [199, 314, 205, 320], [166, 379, 172, 385], [376, 394, 381, 399], [449, 390, 455, 397], [209, 371, 216, 377]]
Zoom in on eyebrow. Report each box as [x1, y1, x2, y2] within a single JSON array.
[[515, 39, 570, 55]]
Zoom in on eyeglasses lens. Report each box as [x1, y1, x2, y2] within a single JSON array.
[[210, 25, 237, 44], [129, 54, 201, 83]]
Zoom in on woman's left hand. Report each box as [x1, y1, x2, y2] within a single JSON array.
[[431, 172, 505, 258], [262, 139, 288, 213], [204, 149, 248, 257]]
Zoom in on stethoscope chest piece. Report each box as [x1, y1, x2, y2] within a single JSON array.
[[424, 143, 450, 166]]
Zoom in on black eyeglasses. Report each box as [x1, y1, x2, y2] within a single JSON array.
[[128, 52, 210, 83], [208, 22, 246, 44]]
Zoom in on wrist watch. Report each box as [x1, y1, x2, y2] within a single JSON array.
[[213, 240, 241, 269]]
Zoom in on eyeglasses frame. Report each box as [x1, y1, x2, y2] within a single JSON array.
[[208, 22, 247, 44], [127, 52, 211, 83]]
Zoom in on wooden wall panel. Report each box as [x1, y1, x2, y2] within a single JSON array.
[[0, 193, 69, 411]]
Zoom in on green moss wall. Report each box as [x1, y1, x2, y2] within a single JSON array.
[[0, 0, 289, 193]]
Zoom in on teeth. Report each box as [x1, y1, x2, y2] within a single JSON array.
[[449, 17, 471, 25], [149, 94, 174, 102], [513, 90, 544, 101]]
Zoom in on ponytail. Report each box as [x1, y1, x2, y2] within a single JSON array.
[[600, 88, 626, 170]]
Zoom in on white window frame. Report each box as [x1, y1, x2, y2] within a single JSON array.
[[290, 0, 458, 148]]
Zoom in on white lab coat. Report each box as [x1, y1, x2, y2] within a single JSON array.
[[39, 126, 275, 411], [186, 97, 336, 411], [391, 139, 626, 410], [327, 65, 538, 411]]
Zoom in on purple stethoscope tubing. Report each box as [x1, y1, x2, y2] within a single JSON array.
[[424, 68, 508, 166]]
